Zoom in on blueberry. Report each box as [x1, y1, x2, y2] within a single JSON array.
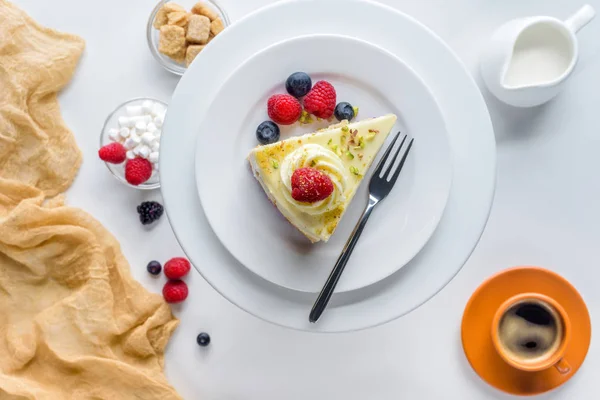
[[256, 121, 280, 145], [334, 102, 355, 121], [285, 72, 312, 98], [147, 261, 162, 276], [197, 332, 211, 347]]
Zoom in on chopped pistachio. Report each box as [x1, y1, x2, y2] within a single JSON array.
[[299, 110, 314, 124], [366, 132, 377, 141], [327, 138, 333, 146], [271, 160, 279, 169], [310, 160, 316, 167], [341, 126, 349, 132], [331, 144, 338, 152], [353, 136, 365, 150], [352, 106, 359, 117], [345, 151, 354, 160], [357, 153, 364, 160], [349, 165, 361, 176]]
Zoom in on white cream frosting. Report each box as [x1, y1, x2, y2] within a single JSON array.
[[279, 144, 348, 215]]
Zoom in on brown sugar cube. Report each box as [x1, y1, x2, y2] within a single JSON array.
[[158, 25, 186, 57], [154, 3, 185, 29], [186, 45, 205, 66], [163, 2, 186, 14], [167, 11, 189, 27], [172, 47, 186, 64], [191, 2, 219, 21], [186, 14, 211, 44], [210, 18, 224, 35], [153, 8, 169, 29]]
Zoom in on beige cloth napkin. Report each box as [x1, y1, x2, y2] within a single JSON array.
[[0, 1, 181, 398]]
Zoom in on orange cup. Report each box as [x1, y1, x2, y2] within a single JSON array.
[[491, 293, 572, 374]]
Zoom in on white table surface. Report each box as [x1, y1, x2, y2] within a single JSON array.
[[14, 0, 600, 398]]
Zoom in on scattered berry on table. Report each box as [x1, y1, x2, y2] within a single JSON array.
[[164, 257, 191, 279], [303, 81, 336, 119], [137, 201, 164, 225], [98, 142, 127, 164], [285, 72, 312, 98], [291, 167, 334, 203], [196, 332, 211, 347], [334, 102, 355, 121], [267, 94, 302, 125], [256, 121, 280, 145], [125, 158, 153, 185], [147, 260, 162, 275], [163, 280, 188, 303]]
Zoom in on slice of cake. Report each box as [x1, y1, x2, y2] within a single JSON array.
[[248, 114, 397, 243]]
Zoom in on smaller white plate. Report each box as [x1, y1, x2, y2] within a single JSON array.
[[195, 34, 452, 293]]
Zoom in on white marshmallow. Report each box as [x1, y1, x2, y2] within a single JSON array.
[[149, 152, 159, 163], [129, 115, 152, 125], [153, 162, 159, 171], [151, 103, 166, 117], [146, 122, 157, 133], [141, 132, 155, 145], [153, 115, 164, 128], [126, 150, 135, 160], [151, 142, 160, 152], [108, 128, 120, 141], [133, 144, 151, 159], [119, 127, 130, 138], [153, 131, 161, 141], [126, 105, 143, 116], [124, 135, 141, 150], [141, 100, 154, 114], [118, 116, 131, 127], [135, 120, 147, 131]]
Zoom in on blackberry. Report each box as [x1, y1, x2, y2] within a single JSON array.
[[137, 201, 164, 225]]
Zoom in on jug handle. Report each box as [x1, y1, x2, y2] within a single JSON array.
[[565, 4, 596, 33]]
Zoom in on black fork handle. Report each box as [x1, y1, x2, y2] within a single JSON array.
[[309, 199, 377, 323]]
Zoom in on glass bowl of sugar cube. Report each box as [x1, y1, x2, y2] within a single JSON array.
[[100, 98, 167, 190], [147, 0, 230, 75]]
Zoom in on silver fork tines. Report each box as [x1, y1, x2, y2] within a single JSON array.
[[309, 132, 414, 323]]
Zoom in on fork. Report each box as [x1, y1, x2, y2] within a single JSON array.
[[309, 132, 414, 323]]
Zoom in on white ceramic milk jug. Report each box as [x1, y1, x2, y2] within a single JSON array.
[[480, 5, 595, 107]]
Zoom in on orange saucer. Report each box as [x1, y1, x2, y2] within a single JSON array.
[[461, 266, 591, 396]]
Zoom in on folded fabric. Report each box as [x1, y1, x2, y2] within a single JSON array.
[[0, 1, 181, 398]]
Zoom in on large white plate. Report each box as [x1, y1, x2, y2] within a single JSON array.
[[160, 0, 496, 332], [195, 34, 451, 293]]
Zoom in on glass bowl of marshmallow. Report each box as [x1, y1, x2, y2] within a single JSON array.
[[100, 98, 167, 190]]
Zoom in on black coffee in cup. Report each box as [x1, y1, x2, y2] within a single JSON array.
[[498, 299, 563, 363]]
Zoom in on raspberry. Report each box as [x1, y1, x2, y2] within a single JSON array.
[[125, 158, 152, 185], [98, 143, 127, 164], [291, 168, 334, 203], [303, 81, 336, 119], [162, 280, 188, 303], [267, 94, 302, 125], [164, 257, 191, 279]]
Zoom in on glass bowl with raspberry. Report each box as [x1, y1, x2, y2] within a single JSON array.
[[147, 0, 230, 76], [99, 98, 167, 190]]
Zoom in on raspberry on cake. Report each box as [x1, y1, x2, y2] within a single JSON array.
[[247, 114, 397, 243]]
